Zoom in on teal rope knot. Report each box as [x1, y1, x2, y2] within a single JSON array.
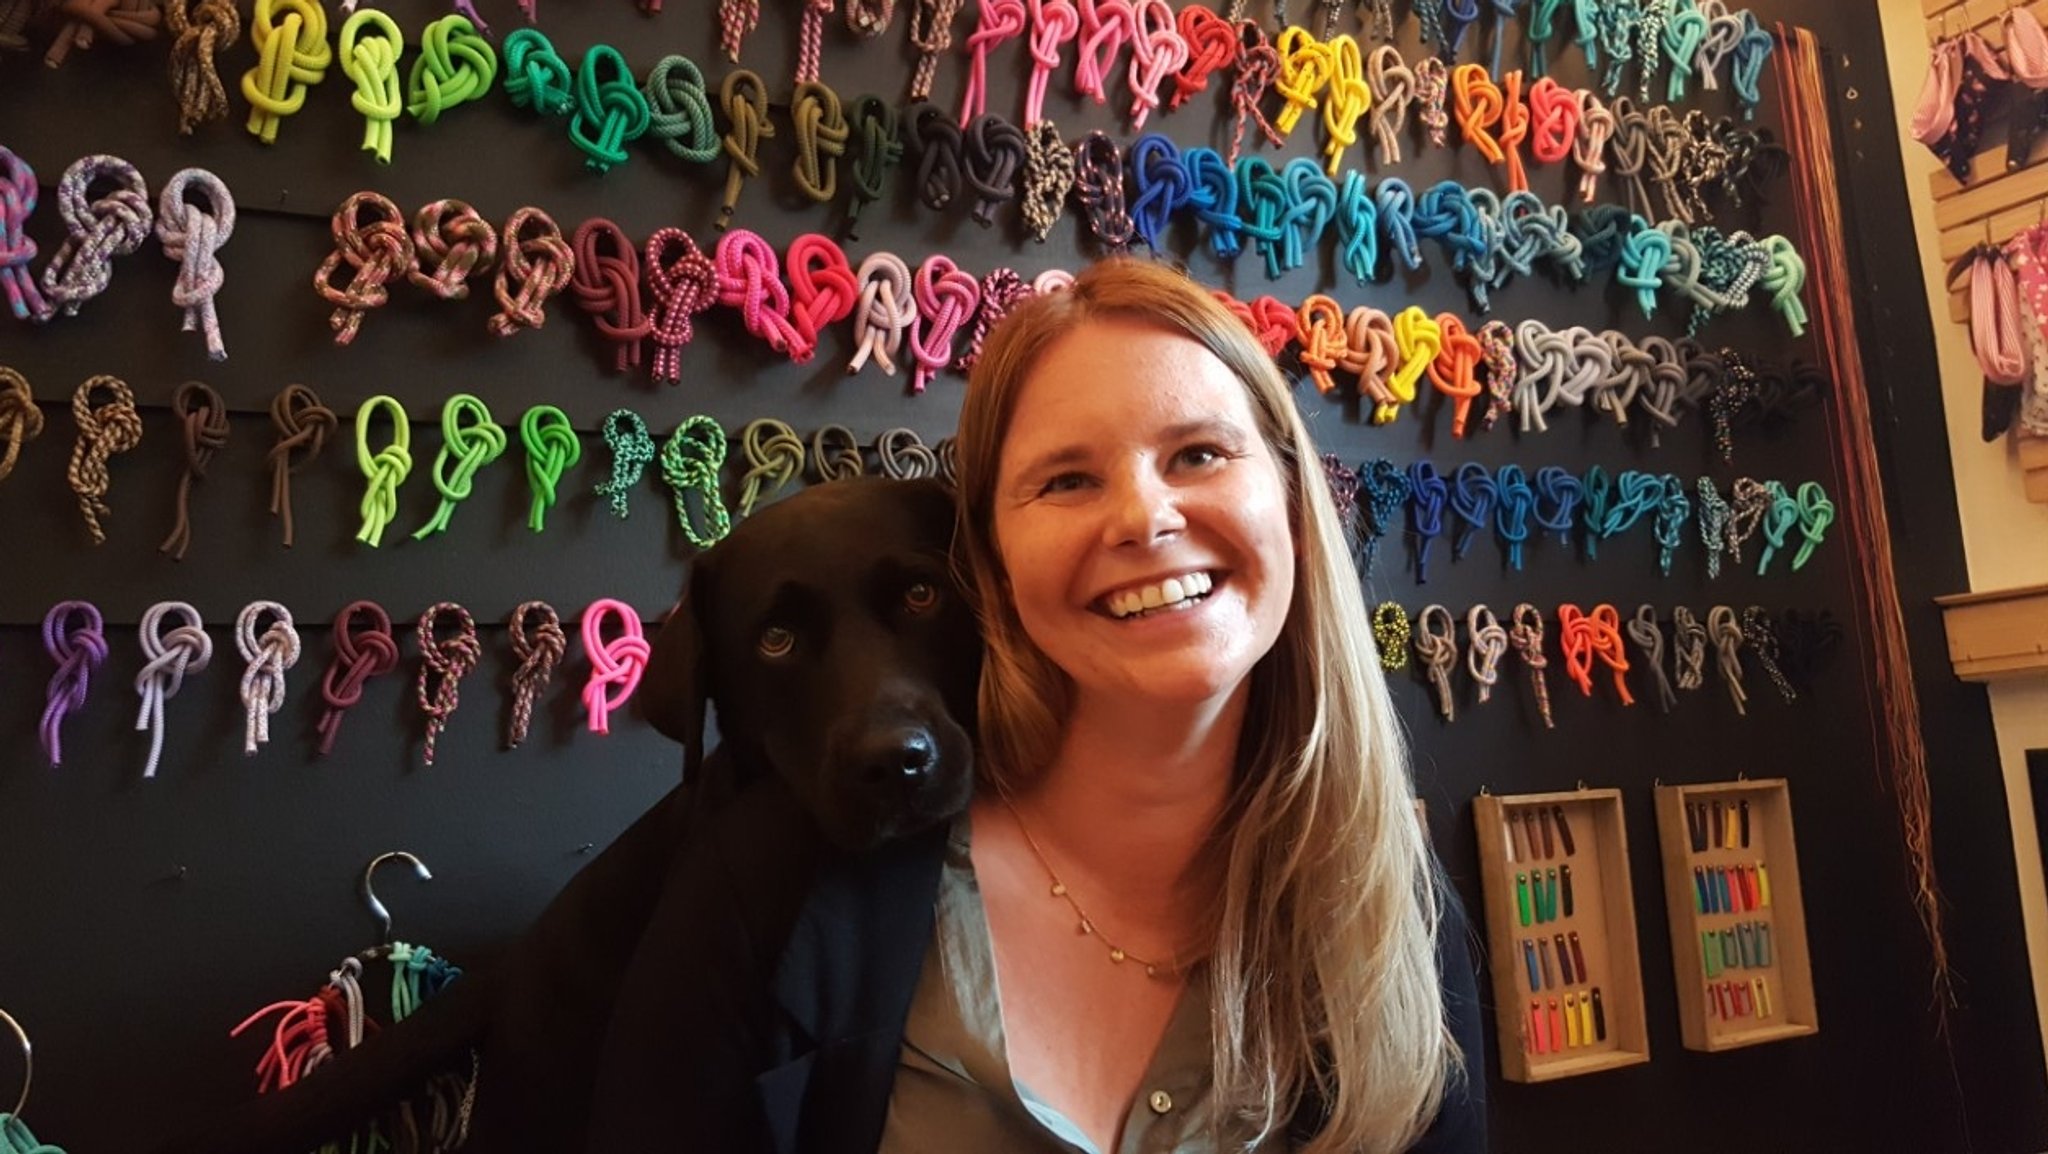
[[1235, 157, 1288, 279], [387, 941, 463, 1021], [1761, 235, 1807, 336], [1755, 479, 1799, 576], [1336, 170, 1378, 285], [595, 408, 655, 519], [415, 393, 506, 539], [1618, 215, 1670, 319], [503, 28, 573, 116], [643, 55, 721, 165], [1580, 464, 1611, 560], [660, 415, 730, 551], [1276, 158, 1335, 277], [1664, 0, 1704, 102], [0, 1113, 64, 1153], [570, 46, 651, 173], [1792, 481, 1832, 571], [520, 404, 581, 532], [1651, 473, 1690, 576]]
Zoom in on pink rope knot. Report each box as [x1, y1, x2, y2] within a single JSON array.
[[787, 232, 859, 362], [1032, 267, 1074, 293], [580, 598, 649, 736], [135, 599, 212, 778], [40, 153, 153, 320], [41, 599, 106, 767], [316, 599, 397, 756], [645, 226, 717, 385], [1074, 0, 1132, 106], [570, 217, 651, 373], [415, 601, 479, 766], [797, 0, 832, 83], [155, 166, 236, 361], [0, 147, 52, 322], [1123, 0, 1184, 129], [849, 250, 915, 376], [1025, 0, 1078, 126], [490, 206, 574, 338], [315, 191, 414, 345], [910, 253, 980, 394], [959, 266, 1031, 372], [407, 198, 498, 300], [961, 0, 1027, 124], [714, 228, 805, 359], [236, 599, 300, 755]]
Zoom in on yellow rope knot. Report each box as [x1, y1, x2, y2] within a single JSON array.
[[241, 0, 330, 145]]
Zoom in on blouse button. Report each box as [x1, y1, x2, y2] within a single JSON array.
[[1148, 1090, 1173, 1115]]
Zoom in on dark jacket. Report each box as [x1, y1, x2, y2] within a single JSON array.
[[579, 782, 1489, 1154]]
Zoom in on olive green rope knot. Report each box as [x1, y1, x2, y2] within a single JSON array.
[[570, 44, 651, 173], [502, 27, 572, 116], [737, 417, 804, 516], [660, 415, 730, 551], [520, 403, 580, 532], [844, 95, 902, 239], [408, 13, 496, 126], [595, 408, 655, 519], [719, 69, 772, 227], [792, 80, 849, 205], [414, 392, 505, 539]]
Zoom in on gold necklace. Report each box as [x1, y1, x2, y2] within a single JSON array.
[[999, 793, 1179, 979]]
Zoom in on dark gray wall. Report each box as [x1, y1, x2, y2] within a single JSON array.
[[0, 1, 2042, 1150]]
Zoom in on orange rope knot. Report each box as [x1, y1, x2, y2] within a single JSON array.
[[1496, 69, 1530, 193], [1559, 603, 1633, 704], [490, 207, 573, 338], [1427, 312, 1483, 437], [314, 191, 413, 345], [1341, 305, 1398, 408], [1295, 294, 1347, 395], [1450, 62, 1502, 164]]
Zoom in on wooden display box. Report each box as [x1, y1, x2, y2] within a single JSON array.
[[1653, 780, 1819, 1052], [1472, 789, 1650, 1082]]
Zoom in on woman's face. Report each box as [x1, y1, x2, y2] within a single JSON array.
[[990, 317, 1296, 715]]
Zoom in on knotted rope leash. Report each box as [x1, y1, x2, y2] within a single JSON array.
[[160, 380, 229, 560], [41, 599, 106, 767], [520, 404, 579, 532], [490, 207, 573, 338], [571, 218, 650, 373], [135, 600, 211, 778], [644, 227, 717, 385], [507, 600, 564, 748], [595, 408, 654, 518], [353, 394, 411, 548], [415, 602, 479, 766], [0, 366, 42, 484], [156, 166, 234, 360], [268, 384, 334, 547], [317, 191, 412, 345], [40, 154, 152, 320], [68, 374, 142, 545], [317, 600, 397, 756], [660, 415, 731, 550], [580, 599, 648, 736], [237, 599, 301, 755]]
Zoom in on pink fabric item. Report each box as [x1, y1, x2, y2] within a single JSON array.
[[2009, 8, 2048, 89], [645, 227, 718, 385], [2007, 223, 2048, 354], [1972, 244, 2030, 385], [1124, 0, 1187, 130], [580, 598, 648, 736], [1025, 0, 1080, 126], [1913, 36, 1964, 146], [962, 0, 1029, 124], [714, 228, 806, 360], [909, 254, 981, 393]]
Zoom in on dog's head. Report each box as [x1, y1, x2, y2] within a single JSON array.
[[640, 477, 981, 852]]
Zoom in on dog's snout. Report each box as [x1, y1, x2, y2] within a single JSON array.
[[861, 728, 938, 789]]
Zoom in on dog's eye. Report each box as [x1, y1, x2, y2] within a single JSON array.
[[759, 626, 795, 658], [904, 582, 940, 614]]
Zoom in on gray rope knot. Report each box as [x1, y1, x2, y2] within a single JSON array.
[[1626, 604, 1676, 713], [1466, 604, 1507, 704], [1707, 604, 1745, 716], [1672, 605, 1707, 690]]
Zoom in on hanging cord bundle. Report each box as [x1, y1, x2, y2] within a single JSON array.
[[644, 227, 717, 385], [909, 0, 964, 100], [1467, 604, 1508, 704], [581, 599, 649, 735], [660, 415, 731, 550], [236, 600, 300, 755], [793, 80, 850, 206], [0, 367, 40, 484], [415, 603, 479, 766], [643, 55, 721, 166], [1414, 605, 1459, 722], [569, 45, 650, 173], [571, 218, 651, 373], [353, 395, 411, 548], [845, 96, 904, 239], [1229, 19, 1284, 162], [594, 409, 655, 518], [338, 10, 403, 163], [1021, 120, 1075, 242], [406, 16, 494, 124], [68, 374, 143, 545], [715, 228, 807, 359], [155, 167, 234, 361], [159, 380, 228, 560], [412, 393, 504, 540], [909, 254, 981, 393], [849, 250, 916, 375], [719, 70, 773, 227], [1509, 602, 1553, 728], [520, 404, 579, 532], [787, 232, 860, 361], [267, 384, 334, 547], [168, 0, 240, 132], [132, 601, 210, 779], [316, 191, 413, 345], [963, 113, 1029, 227], [489, 207, 574, 337], [719, 0, 758, 60], [506, 600, 564, 748], [38, 154, 152, 321], [242, 0, 329, 144], [736, 417, 805, 515], [317, 600, 397, 756], [41, 600, 106, 767]]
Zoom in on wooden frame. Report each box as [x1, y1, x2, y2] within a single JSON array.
[[1653, 780, 1820, 1052], [1472, 789, 1650, 1082], [1936, 582, 2048, 681]]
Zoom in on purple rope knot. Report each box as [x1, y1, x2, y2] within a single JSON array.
[[42, 599, 107, 767], [40, 154, 152, 319]]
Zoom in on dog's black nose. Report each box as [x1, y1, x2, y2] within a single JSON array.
[[861, 728, 937, 789]]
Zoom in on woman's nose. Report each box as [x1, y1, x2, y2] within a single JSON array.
[[1103, 471, 1186, 547]]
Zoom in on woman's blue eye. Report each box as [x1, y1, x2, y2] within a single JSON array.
[[1178, 445, 1224, 468], [1040, 472, 1090, 495]]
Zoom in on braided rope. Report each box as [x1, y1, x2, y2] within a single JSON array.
[[413, 392, 505, 539], [507, 600, 564, 748], [317, 600, 397, 755], [847, 0, 894, 33], [42, 600, 107, 767], [595, 409, 655, 518], [797, 0, 833, 83], [268, 383, 334, 547], [1074, 131, 1134, 252], [961, 267, 1031, 371], [490, 207, 573, 338], [520, 404, 580, 533], [660, 415, 731, 550], [1021, 120, 1075, 241], [719, 0, 758, 58], [160, 379, 229, 560], [237, 599, 301, 755], [415, 602, 480, 766], [316, 191, 413, 345], [1229, 19, 1283, 163], [571, 218, 651, 373], [68, 374, 142, 544], [909, 0, 964, 101]]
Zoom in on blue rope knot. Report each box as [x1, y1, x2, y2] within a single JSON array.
[[1128, 133, 1190, 253], [1572, 203, 1636, 273], [1450, 462, 1498, 561], [1495, 464, 1535, 571], [1235, 156, 1289, 278], [1579, 464, 1612, 560], [1376, 178, 1422, 270], [1533, 464, 1581, 545], [1407, 460, 1448, 584], [1618, 214, 1670, 319], [1277, 158, 1337, 276], [1182, 147, 1243, 260], [1359, 457, 1413, 575], [1337, 170, 1380, 285]]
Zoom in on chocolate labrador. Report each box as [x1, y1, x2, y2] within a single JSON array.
[[156, 476, 980, 1154]]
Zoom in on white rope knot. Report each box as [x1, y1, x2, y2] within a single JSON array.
[[40, 153, 153, 318], [848, 251, 914, 376], [136, 600, 213, 778], [237, 599, 301, 753], [157, 167, 236, 361], [1466, 604, 1507, 704]]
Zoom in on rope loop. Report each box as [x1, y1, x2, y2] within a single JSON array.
[[40, 154, 153, 320], [812, 424, 865, 480], [413, 392, 506, 540], [155, 167, 235, 361], [719, 70, 774, 226], [236, 599, 301, 755], [159, 379, 229, 561], [506, 600, 563, 749], [595, 408, 656, 518], [414, 602, 479, 766], [317, 600, 396, 755], [267, 384, 334, 546], [337, 11, 403, 163], [40, 600, 106, 767], [352, 394, 411, 548]]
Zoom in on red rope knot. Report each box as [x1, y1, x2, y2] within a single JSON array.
[[1558, 603, 1633, 704], [155, 166, 235, 361], [1428, 313, 1484, 437], [1248, 294, 1296, 358], [1024, 0, 1078, 126], [1073, 0, 1131, 105], [0, 366, 42, 484], [715, 227, 806, 359], [40, 152, 153, 319], [718, 69, 773, 226], [644, 227, 717, 385], [235, 599, 300, 754], [959, 266, 1031, 372], [507, 600, 564, 749], [1124, 0, 1185, 129], [849, 250, 915, 376], [1527, 76, 1578, 165], [408, 198, 498, 300], [68, 373, 143, 544], [570, 217, 651, 373], [317, 599, 397, 755], [315, 191, 414, 345], [1295, 294, 1347, 395], [910, 254, 980, 393], [961, 0, 1026, 124], [787, 232, 859, 363], [580, 598, 649, 736], [489, 206, 574, 338], [415, 601, 480, 767], [1169, 5, 1235, 110]]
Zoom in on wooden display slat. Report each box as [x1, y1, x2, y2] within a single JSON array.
[[1472, 789, 1650, 1083], [1652, 780, 1819, 1052]]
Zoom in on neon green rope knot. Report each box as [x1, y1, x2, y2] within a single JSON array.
[[1761, 234, 1807, 337], [520, 404, 581, 532], [354, 395, 411, 548], [338, 9, 403, 164], [569, 44, 651, 174], [414, 393, 505, 539], [659, 415, 730, 551], [407, 14, 496, 126], [595, 408, 655, 519], [737, 418, 805, 516], [502, 27, 572, 116]]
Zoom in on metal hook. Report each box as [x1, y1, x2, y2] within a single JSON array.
[[362, 851, 433, 946], [0, 1005, 29, 1120]]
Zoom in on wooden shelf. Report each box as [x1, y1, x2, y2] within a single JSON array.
[[1935, 582, 2048, 681]]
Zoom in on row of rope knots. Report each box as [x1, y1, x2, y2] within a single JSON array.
[[1706, 603, 1746, 714], [793, 81, 850, 204], [850, 251, 915, 375], [338, 10, 402, 163], [1025, 0, 1079, 125], [160, 379, 228, 561], [736, 417, 805, 516], [644, 227, 717, 385], [716, 228, 806, 359], [415, 602, 479, 766], [847, 97, 904, 239], [318, 600, 396, 755], [0, 366, 40, 485], [1432, 314, 1485, 436], [413, 393, 504, 540], [41, 153, 152, 320], [787, 232, 860, 362], [1170, 4, 1235, 111], [595, 409, 655, 518], [1230, 19, 1284, 163], [1559, 603, 1632, 703], [910, 254, 981, 393], [169, 0, 239, 132], [42, 601, 107, 766], [1447, 459, 1495, 560], [316, 191, 411, 344], [352, 395, 410, 547], [237, 600, 301, 754], [1508, 602, 1554, 728], [581, 599, 649, 736], [960, 267, 1033, 371], [490, 207, 573, 338], [961, 0, 1026, 123], [266, 384, 334, 548], [570, 218, 650, 373], [522, 404, 581, 532], [1493, 462, 1533, 568], [0, 148, 49, 322], [1626, 604, 1676, 712], [719, 70, 773, 225], [505, 600, 563, 748], [242, 0, 328, 144], [644, 54, 720, 164], [1125, 0, 1186, 129], [964, 113, 1029, 226], [661, 416, 732, 551], [567, 45, 650, 173], [1414, 605, 1458, 721], [69, 374, 143, 545], [1466, 604, 1508, 703], [154, 167, 234, 361], [1406, 458, 1447, 582]]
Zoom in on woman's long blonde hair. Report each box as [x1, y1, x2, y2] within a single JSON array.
[[953, 258, 1458, 1153]]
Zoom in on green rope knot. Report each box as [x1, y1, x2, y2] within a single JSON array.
[[660, 415, 730, 551], [414, 393, 505, 539], [408, 14, 497, 125], [1792, 481, 1832, 571], [643, 54, 721, 165], [570, 44, 651, 173], [520, 404, 581, 532], [595, 408, 655, 519], [339, 10, 405, 164], [845, 95, 902, 238], [737, 418, 805, 516], [503, 27, 573, 116], [1761, 234, 1806, 337], [354, 395, 412, 548]]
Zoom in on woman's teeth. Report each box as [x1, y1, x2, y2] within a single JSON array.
[[1107, 571, 1214, 619]]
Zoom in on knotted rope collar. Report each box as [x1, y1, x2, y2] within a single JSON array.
[[317, 599, 397, 755], [136, 600, 212, 777], [237, 599, 301, 755], [507, 600, 564, 748], [160, 379, 229, 560], [69, 373, 143, 544], [415, 602, 479, 766]]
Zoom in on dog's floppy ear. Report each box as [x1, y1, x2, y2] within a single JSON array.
[[639, 559, 712, 777]]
